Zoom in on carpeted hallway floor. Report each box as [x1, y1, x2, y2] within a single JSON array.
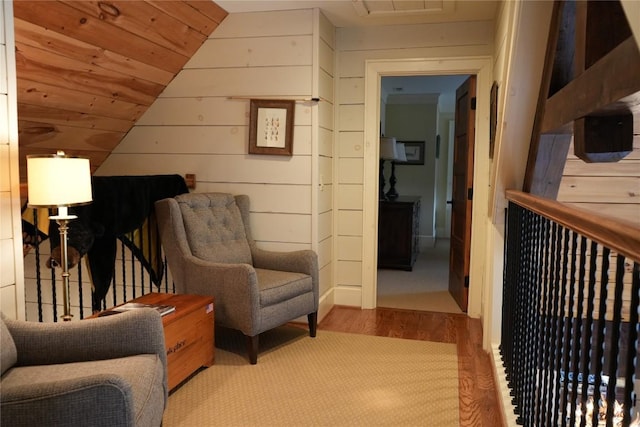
[[377, 238, 462, 313]]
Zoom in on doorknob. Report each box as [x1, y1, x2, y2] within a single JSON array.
[[446, 200, 454, 205]]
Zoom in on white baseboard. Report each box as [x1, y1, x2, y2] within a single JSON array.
[[317, 289, 335, 323], [491, 344, 519, 426], [419, 235, 435, 250], [333, 285, 362, 307]]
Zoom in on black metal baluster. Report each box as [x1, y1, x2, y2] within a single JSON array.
[[131, 242, 137, 299], [535, 216, 551, 426], [146, 220, 152, 294], [504, 203, 520, 415], [592, 246, 609, 427], [603, 255, 623, 425], [581, 241, 597, 427], [503, 204, 518, 388], [120, 239, 127, 303], [139, 225, 145, 294], [515, 206, 531, 424], [77, 259, 84, 319], [545, 221, 562, 426], [622, 261, 639, 426], [528, 212, 544, 426], [111, 260, 117, 308], [519, 209, 532, 425], [51, 261, 58, 322], [570, 236, 588, 427], [557, 228, 572, 427]]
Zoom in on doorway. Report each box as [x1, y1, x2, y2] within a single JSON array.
[[376, 74, 468, 313], [361, 57, 492, 319]]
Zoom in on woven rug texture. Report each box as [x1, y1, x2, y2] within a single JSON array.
[[163, 327, 459, 426]]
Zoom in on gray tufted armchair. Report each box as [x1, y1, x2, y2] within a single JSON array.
[[0, 309, 167, 427], [155, 192, 318, 364]]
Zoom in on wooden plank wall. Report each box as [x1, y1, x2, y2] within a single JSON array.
[[558, 139, 640, 226], [0, 1, 24, 319], [334, 20, 494, 305], [98, 9, 336, 315]]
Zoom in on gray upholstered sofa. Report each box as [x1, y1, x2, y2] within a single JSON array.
[[0, 309, 167, 427], [155, 192, 318, 364]]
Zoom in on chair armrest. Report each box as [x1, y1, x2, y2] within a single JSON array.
[[1, 374, 134, 426], [251, 247, 319, 309], [5, 309, 166, 367], [251, 247, 318, 277], [179, 255, 260, 335]]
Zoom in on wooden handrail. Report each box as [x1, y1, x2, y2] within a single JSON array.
[[506, 190, 640, 262]]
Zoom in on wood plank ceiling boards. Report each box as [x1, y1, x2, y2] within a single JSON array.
[[12, 0, 228, 190]]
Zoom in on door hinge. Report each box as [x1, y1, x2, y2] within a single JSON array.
[[467, 188, 473, 200], [470, 97, 477, 110], [464, 276, 470, 288]]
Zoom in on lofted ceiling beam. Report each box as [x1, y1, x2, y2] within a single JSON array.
[[524, 0, 640, 197]]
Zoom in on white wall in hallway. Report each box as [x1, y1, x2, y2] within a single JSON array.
[[334, 19, 493, 307]]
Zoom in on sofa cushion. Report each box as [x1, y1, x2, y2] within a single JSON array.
[[176, 193, 253, 265], [1, 354, 164, 427], [0, 315, 17, 376]]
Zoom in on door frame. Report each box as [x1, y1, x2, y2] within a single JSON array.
[[362, 57, 492, 318]]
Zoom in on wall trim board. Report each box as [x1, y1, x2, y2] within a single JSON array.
[[333, 285, 362, 307]]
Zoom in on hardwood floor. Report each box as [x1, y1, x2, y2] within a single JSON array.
[[318, 305, 504, 427]]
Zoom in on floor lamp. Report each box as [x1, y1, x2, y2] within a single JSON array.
[[27, 151, 92, 321]]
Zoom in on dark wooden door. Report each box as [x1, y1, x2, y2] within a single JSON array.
[[448, 76, 476, 312]]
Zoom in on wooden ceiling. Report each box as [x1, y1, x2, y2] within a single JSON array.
[[13, 0, 228, 186]]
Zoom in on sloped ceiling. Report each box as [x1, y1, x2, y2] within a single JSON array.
[[13, 0, 228, 189]]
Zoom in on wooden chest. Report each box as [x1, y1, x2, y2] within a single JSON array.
[[104, 292, 215, 391]]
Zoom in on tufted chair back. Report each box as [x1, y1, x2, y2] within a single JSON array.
[[175, 193, 252, 265]]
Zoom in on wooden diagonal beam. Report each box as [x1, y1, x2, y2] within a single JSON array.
[[541, 36, 640, 134]]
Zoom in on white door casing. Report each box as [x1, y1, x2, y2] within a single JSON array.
[[362, 57, 492, 318]]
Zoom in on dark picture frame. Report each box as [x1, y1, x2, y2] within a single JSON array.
[[399, 141, 425, 165], [248, 99, 295, 156]]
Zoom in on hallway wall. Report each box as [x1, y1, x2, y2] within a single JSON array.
[[334, 20, 494, 306]]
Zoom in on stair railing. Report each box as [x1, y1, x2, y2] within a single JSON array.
[[502, 190, 640, 427]]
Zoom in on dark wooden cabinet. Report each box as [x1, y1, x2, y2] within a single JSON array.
[[378, 196, 420, 271]]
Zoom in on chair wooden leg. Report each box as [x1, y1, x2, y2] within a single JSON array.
[[246, 334, 259, 364], [308, 312, 318, 337]]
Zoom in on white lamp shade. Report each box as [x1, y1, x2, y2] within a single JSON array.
[[395, 142, 407, 162], [380, 137, 397, 160], [27, 153, 93, 207]]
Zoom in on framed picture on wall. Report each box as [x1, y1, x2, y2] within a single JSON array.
[[398, 141, 425, 165], [248, 99, 295, 156]]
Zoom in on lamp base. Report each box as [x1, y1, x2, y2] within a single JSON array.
[[385, 191, 399, 201], [385, 161, 399, 200], [379, 159, 386, 200], [55, 215, 75, 322]]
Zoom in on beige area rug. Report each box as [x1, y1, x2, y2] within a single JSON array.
[[163, 327, 459, 426], [377, 239, 463, 314]]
